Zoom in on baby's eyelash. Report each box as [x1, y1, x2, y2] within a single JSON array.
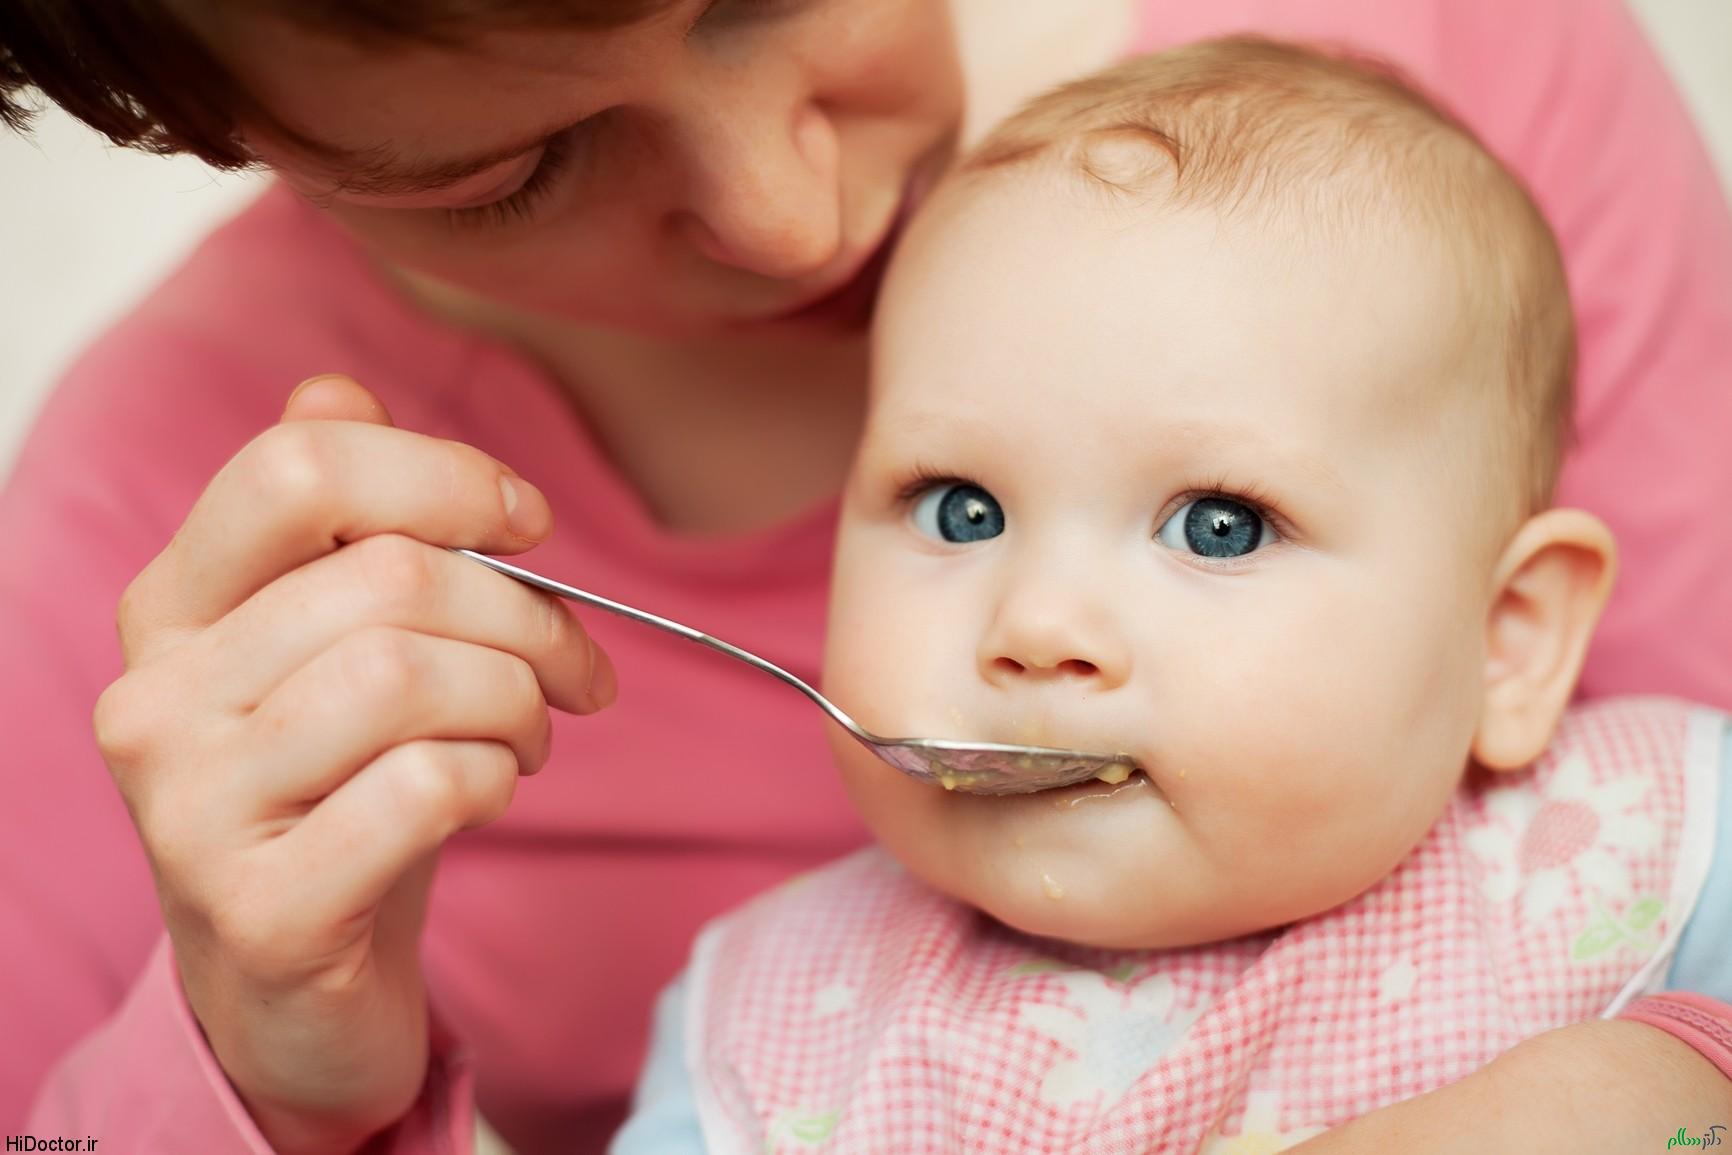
[[890, 463, 979, 505], [1169, 475, 1294, 536], [1185, 474, 1275, 510], [445, 133, 577, 232], [885, 466, 1296, 540]]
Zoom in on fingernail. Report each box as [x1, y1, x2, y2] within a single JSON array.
[[499, 475, 547, 540], [285, 373, 347, 411], [584, 636, 618, 711]]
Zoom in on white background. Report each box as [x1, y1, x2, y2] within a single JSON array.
[[2, 0, 1729, 475]]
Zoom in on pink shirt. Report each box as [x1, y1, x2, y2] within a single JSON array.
[[7, 0, 1731, 1151]]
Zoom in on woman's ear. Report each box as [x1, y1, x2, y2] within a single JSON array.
[[1473, 509, 1616, 772]]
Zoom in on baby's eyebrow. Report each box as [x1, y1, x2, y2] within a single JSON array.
[[880, 410, 1347, 494], [1160, 420, 1348, 494]]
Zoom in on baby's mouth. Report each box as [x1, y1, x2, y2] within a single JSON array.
[[1090, 761, 1138, 786], [964, 728, 1146, 794], [1044, 769, 1159, 810], [921, 705, 1148, 794], [922, 748, 1140, 795]]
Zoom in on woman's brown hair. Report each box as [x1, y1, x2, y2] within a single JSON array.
[[0, 0, 677, 168]]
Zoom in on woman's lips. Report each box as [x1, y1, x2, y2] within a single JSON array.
[[767, 222, 900, 328]]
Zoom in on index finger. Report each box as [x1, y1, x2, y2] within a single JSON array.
[[123, 418, 553, 663]]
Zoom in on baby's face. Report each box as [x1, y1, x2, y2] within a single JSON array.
[[825, 173, 1509, 949]]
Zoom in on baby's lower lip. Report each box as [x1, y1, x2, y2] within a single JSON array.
[[1036, 768, 1161, 808]]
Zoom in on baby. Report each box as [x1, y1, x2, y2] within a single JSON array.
[[612, 38, 1728, 1155]]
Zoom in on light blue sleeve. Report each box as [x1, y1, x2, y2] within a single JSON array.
[[1662, 720, 1732, 1003], [607, 973, 709, 1155]]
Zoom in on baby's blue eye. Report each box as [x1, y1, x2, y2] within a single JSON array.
[[912, 484, 1004, 544], [1157, 497, 1267, 559]]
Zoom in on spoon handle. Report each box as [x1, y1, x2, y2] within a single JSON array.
[[449, 549, 858, 734]]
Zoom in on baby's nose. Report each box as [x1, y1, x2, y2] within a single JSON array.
[[978, 587, 1131, 690]]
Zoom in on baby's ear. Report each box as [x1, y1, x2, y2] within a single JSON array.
[[1473, 509, 1616, 771]]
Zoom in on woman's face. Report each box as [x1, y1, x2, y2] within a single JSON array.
[[186, 0, 963, 337]]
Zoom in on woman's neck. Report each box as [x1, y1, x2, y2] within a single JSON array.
[[412, 276, 869, 536], [520, 320, 872, 537]]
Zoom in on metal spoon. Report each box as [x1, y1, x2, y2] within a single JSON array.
[[452, 549, 1139, 795]]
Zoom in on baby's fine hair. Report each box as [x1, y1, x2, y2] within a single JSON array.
[[963, 37, 1575, 517]]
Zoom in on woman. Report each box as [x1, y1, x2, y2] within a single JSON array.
[[2, 1, 1729, 1152]]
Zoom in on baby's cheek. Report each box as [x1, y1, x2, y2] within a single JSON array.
[[1150, 657, 1415, 922], [1180, 703, 1462, 928], [828, 727, 962, 885], [824, 619, 925, 737], [825, 562, 914, 718]]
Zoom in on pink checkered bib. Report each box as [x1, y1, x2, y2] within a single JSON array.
[[685, 698, 1723, 1154]]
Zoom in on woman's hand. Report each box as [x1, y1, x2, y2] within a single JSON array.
[[91, 375, 614, 1155]]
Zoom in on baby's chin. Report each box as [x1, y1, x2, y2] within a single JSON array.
[[912, 842, 1244, 952], [860, 771, 1233, 950]]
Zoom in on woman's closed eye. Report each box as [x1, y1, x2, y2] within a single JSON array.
[[911, 482, 1005, 544], [446, 129, 585, 232], [1156, 495, 1276, 560], [440, 0, 819, 231], [693, 0, 817, 31]]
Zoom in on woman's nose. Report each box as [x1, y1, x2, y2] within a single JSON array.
[[673, 101, 843, 280], [978, 579, 1132, 691]]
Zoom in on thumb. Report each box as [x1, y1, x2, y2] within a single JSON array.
[[281, 373, 395, 427]]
